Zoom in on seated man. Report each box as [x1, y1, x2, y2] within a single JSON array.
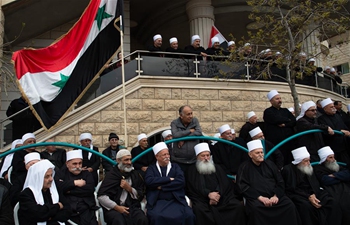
[[131, 133, 156, 177], [239, 111, 258, 143], [237, 140, 300, 225], [145, 142, 195, 225], [0, 184, 13, 225], [282, 146, 341, 225], [314, 146, 350, 224], [18, 160, 71, 225], [98, 150, 148, 225], [56, 150, 98, 225], [40, 139, 66, 169], [186, 143, 246, 225]]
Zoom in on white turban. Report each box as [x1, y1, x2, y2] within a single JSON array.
[[153, 34, 162, 41], [162, 130, 172, 139], [228, 41, 235, 46], [296, 101, 316, 121], [66, 150, 83, 161], [169, 37, 178, 44], [194, 143, 210, 156], [153, 142, 168, 155], [218, 124, 231, 135], [249, 127, 262, 138], [11, 139, 23, 150], [0, 139, 23, 178], [116, 149, 131, 159], [211, 37, 219, 46], [138, 133, 147, 142], [22, 133, 35, 143], [79, 133, 92, 141], [247, 140, 263, 152], [320, 98, 333, 108], [191, 35, 200, 44], [267, 90, 279, 101], [318, 146, 334, 164], [24, 152, 41, 165], [247, 111, 256, 120], [292, 147, 310, 165]]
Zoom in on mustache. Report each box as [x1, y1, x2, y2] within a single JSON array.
[[70, 167, 82, 171]]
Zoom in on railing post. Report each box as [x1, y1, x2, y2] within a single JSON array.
[[135, 51, 143, 76], [193, 56, 200, 78]]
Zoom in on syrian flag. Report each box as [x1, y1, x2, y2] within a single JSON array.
[[208, 25, 228, 49], [12, 0, 122, 130]]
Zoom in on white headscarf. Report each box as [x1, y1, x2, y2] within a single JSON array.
[[0, 139, 23, 178], [79, 133, 93, 159], [22, 160, 62, 225], [296, 101, 316, 121]]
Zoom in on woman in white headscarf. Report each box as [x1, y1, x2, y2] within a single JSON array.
[[18, 160, 71, 225]]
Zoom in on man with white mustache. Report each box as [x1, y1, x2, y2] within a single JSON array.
[[56, 150, 98, 225], [282, 146, 341, 225], [314, 146, 350, 224], [186, 143, 246, 225]]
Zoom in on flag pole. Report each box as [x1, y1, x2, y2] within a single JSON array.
[[120, 13, 128, 148]]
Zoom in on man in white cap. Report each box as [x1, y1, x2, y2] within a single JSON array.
[[212, 124, 248, 178], [145, 142, 195, 225], [186, 143, 246, 225], [184, 34, 207, 59], [314, 146, 350, 224], [18, 160, 71, 224], [206, 37, 229, 60], [162, 130, 172, 141], [0, 139, 22, 185], [237, 140, 300, 225], [147, 34, 163, 51], [263, 90, 296, 164], [56, 150, 98, 225], [318, 98, 350, 164], [170, 105, 202, 173], [282, 146, 341, 225], [98, 149, 148, 225], [131, 133, 156, 177], [249, 126, 284, 170], [239, 111, 258, 142], [9, 152, 41, 208], [227, 41, 236, 51], [40, 139, 67, 170], [165, 37, 182, 54], [78, 132, 100, 185], [296, 101, 334, 162]]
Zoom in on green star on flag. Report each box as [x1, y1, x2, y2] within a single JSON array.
[[52, 73, 69, 91], [95, 4, 113, 30]]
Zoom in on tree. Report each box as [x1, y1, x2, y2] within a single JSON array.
[[237, 0, 350, 114]]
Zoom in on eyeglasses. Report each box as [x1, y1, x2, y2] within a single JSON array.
[[306, 109, 317, 112]]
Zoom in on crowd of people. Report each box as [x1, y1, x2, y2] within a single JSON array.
[[1, 92, 350, 225]]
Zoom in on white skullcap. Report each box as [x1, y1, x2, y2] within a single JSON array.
[[324, 66, 331, 70], [318, 146, 334, 164], [265, 49, 271, 53], [231, 129, 235, 134], [288, 107, 294, 112], [320, 98, 333, 108], [211, 133, 221, 145], [247, 111, 256, 119], [247, 140, 263, 152], [292, 147, 310, 165], [244, 43, 251, 47], [153, 142, 168, 155], [66, 150, 83, 161], [259, 50, 266, 55], [153, 34, 162, 41], [249, 127, 263, 138], [211, 37, 219, 46], [22, 133, 36, 143], [24, 152, 41, 165], [191, 35, 200, 44], [347, 104, 350, 112], [330, 68, 336, 72], [79, 133, 92, 141], [162, 130, 172, 139], [267, 90, 279, 101], [296, 101, 316, 121], [308, 58, 316, 63], [169, 37, 178, 44], [299, 52, 306, 56], [116, 149, 131, 159], [194, 143, 210, 156], [228, 41, 235, 46], [275, 51, 282, 55], [11, 139, 23, 150], [219, 124, 231, 135], [138, 133, 147, 142]]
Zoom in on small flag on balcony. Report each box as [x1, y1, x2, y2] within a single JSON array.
[[12, 0, 122, 130], [208, 25, 228, 49]]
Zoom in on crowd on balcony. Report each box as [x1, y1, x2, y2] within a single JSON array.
[[1, 89, 350, 225]]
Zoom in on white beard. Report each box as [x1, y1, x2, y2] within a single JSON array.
[[196, 159, 216, 175], [325, 160, 340, 172], [297, 164, 314, 176], [118, 163, 134, 172]]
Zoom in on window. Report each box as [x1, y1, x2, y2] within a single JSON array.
[[335, 62, 349, 75]]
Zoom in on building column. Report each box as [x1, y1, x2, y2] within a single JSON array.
[[186, 0, 214, 49], [302, 26, 321, 65]]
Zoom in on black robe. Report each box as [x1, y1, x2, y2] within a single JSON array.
[[314, 164, 350, 225], [239, 122, 258, 143], [337, 110, 350, 130], [237, 160, 300, 225], [282, 164, 341, 225], [55, 168, 98, 225], [131, 146, 156, 176], [10, 150, 39, 184], [0, 184, 13, 225], [263, 106, 296, 164], [40, 148, 66, 170], [296, 116, 328, 162], [262, 140, 284, 170], [184, 45, 206, 60], [18, 188, 71, 225], [186, 164, 246, 225], [75, 147, 100, 185], [318, 113, 350, 164]]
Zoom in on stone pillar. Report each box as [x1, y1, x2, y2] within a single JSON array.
[[302, 26, 321, 65], [186, 0, 214, 49]]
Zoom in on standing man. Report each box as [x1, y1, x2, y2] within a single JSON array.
[[186, 143, 246, 225], [263, 90, 296, 164], [184, 35, 207, 59], [56, 150, 98, 225], [40, 139, 66, 169], [131, 133, 156, 177], [147, 34, 163, 51], [98, 150, 148, 225], [165, 37, 182, 54], [102, 133, 123, 174], [170, 105, 202, 173], [236, 140, 300, 225], [239, 111, 258, 143], [145, 142, 195, 225]]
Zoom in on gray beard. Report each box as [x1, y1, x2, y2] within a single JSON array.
[[325, 161, 340, 172], [196, 159, 216, 175], [118, 163, 134, 172], [297, 164, 314, 176]]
